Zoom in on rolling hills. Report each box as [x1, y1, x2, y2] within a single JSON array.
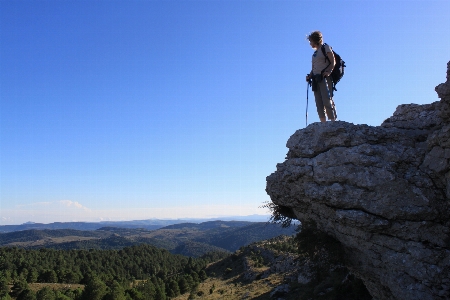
[[0, 221, 296, 257]]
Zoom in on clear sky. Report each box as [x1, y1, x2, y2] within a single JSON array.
[[1, 0, 449, 225]]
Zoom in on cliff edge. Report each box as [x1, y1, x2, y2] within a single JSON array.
[[266, 61, 450, 300]]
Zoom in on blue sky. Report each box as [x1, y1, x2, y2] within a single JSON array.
[[1, 0, 449, 224]]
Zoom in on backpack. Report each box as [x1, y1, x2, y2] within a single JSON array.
[[321, 43, 345, 91]]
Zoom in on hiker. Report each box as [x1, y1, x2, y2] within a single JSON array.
[[306, 31, 336, 122]]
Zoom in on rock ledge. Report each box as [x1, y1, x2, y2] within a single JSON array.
[[266, 62, 450, 300]]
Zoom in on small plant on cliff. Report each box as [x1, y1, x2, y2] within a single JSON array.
[[260, 201, 297, 228]]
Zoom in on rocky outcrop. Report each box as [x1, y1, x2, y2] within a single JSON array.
[[266, 62, 450, 300]]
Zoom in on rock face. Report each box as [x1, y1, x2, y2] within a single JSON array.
[[266, 61, 450, 300]]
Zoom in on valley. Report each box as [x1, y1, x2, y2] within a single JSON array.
[[0, 220, 372, 299], [0, 221, 296, 257]]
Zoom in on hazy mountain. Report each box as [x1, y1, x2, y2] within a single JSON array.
[[0, 215, 270, 233]]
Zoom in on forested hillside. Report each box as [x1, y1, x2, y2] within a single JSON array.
[[0, 244, 228, 299], [0, 229, 374, 300], [0, 230, 109, 246], [0, 221, 298, 299], [193, 223, 296, 252], [170, 234, 372, 300], [171, 241, 230, 258]]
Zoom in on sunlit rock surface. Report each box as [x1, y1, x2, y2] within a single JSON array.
[[266, 62, 450, 300]]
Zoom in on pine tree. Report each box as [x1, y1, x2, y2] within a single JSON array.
[[82, 277, 107, 300], [167, 280, 180, 298], [154, 286, 166, 300], [178, 277, 190, 294], [198, 270, 207, 281], [26, 269, 38, 284], [10, 280, 28, 298], [138, 280, 156, 299], [0, 277, 10, 298], [16, 289, 36, 300], [36, 286, 55, 300], [104, 281, 126, 300]]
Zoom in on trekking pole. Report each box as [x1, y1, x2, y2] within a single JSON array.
[[324, 76, 331, 100], [306, 81, 309, 127], [306, 77, 312, 126]]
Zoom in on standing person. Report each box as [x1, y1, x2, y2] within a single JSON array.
[[306, 31, 336, 122]]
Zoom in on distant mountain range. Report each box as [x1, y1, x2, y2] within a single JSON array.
[[0, 215, 270, 233], [0, 219, 297, 257]]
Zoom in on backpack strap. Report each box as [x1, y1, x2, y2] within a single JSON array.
[[321, 43, 331, 64], [320, 44, 336, 92], [321, 44, 332, 80]]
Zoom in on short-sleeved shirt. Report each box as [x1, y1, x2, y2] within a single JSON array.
[[312, 44, 332, 75]]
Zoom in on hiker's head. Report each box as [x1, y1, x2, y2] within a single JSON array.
[[308, 31, 323, 49]]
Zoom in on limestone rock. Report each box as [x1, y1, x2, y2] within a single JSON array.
[[266, 61, 450, 300]]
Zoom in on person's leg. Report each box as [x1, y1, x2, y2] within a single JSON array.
[[314, 88, 327, 122], [319, 78, 336, 121]]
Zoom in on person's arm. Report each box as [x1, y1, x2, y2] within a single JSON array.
[[323, 51, 335, 77]]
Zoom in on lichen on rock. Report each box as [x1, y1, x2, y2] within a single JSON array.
[[266, 61, 450, 300]]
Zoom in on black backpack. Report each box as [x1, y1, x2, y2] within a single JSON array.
[[321, 43, 345, 91]]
